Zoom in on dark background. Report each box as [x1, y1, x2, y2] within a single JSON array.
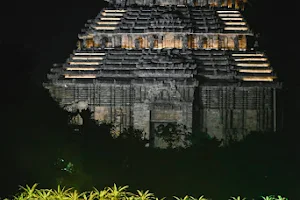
[[0, 0, 299, 199], [0, 0, 298, 115]]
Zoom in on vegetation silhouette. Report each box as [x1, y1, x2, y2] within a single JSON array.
[[1, 98, 298, 199], [0, 80, 298, 199]]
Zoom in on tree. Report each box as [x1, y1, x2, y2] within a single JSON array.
[[155, 123, 191, 149], [187, 129, 222, 150], [118, 126, 148, 148]]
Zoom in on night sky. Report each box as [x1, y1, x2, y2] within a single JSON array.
[[0, 0, 299, 199]]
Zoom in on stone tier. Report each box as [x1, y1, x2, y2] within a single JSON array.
[[79, 7, 250, 36], [104, 0, 247, 9], [46, 49, 277, 83]]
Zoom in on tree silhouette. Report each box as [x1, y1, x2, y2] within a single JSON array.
[[155, 123, 191, 149]]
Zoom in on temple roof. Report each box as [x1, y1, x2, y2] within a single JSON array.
[[104, 0, 247, 8], [79, 7, 251, 37], [47, 49, 277, 84]]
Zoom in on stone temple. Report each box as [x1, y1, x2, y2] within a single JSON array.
[[44, 0, 282, 147]]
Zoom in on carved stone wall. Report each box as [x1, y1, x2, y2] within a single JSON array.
[[47, 80, 279, 147], [87, 34, 248, 50], [197, 86, 275, 143], [48, 81, 195, 147], [133, 103, 150, 138]]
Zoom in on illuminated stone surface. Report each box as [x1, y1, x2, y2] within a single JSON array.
[[44, 1, 281, 147]]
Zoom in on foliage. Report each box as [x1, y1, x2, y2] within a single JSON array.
[[261, 195, 288, 200], [229, 196, 247, 200], [118, 126, 149, 148], [135, 190, 155, 200], [5, 184, 288, 200], [154, 123, 191, 149], [187, 129, 222, 149]]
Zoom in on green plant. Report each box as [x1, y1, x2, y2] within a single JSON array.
[[261, 196, 276, 200], [155, 123, 191, 149], [190, 196, 209, 200], [93, 187, 109, 200], [13, 193, 27, 200], [5, 183, 289, 200], [261, 195, 288, 200], [275, 195, 288, 200], [229, 197, 246, 200], [174, 195, 193, 200], [106, 184, 129, 200], [136, 190, 155, 200], [81, 191, 98, 200], [35, 189, 53, 199], [18, 183, 39, 199], [50, 185, 73, 200], [65, 189, 83, 200]]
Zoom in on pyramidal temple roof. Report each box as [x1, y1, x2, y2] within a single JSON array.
[[104, 0, 248, 8], [44, 0, 281, 145], [47, 49, 277, 84], [79, 7, 251, 38], [45, 1, 279, 85]]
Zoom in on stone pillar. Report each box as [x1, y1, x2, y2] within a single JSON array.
[[182, 35, 188, 49], [111, 35, 115, 47], [76, 41, 82, 50], [228, 0, 232, 8], [158, 35, 163, 49], [234, 35, 239, 50], [149, 35, 154, 48], [238, 35, 247, 50], [213, 35, 219, 49], [134, 36, 140, 49], [198, 35, 203, 49], [218, 35, 223, 49], [133, 103, 150, 139], [121, 34, 126, 48], [178, 34, 183, 48], [128, 35, 133, 48], [227, 36, 234, 50], [235, 0, 239, 9]]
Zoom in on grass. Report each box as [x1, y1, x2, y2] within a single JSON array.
[[2, 183, 288, 200]]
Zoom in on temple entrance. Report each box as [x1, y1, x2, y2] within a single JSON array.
[[149, 102, 182, 148], [150, 121, 181, 148]]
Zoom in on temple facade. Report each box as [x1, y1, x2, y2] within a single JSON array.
[[44, 0, 281, 147]]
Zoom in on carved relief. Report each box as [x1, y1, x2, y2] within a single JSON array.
[[238, 35, 247, 50], [163, 33, 174, 48], [85, 38, 94, 48], [94, 106, 109, 121], [112, 107, 123, 137], [146, 82, 182, 102], [135, 37, 144, 49], [151, 110, 180, 121]]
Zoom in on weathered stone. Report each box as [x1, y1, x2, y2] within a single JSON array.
[[44, 1, 281, 148]]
